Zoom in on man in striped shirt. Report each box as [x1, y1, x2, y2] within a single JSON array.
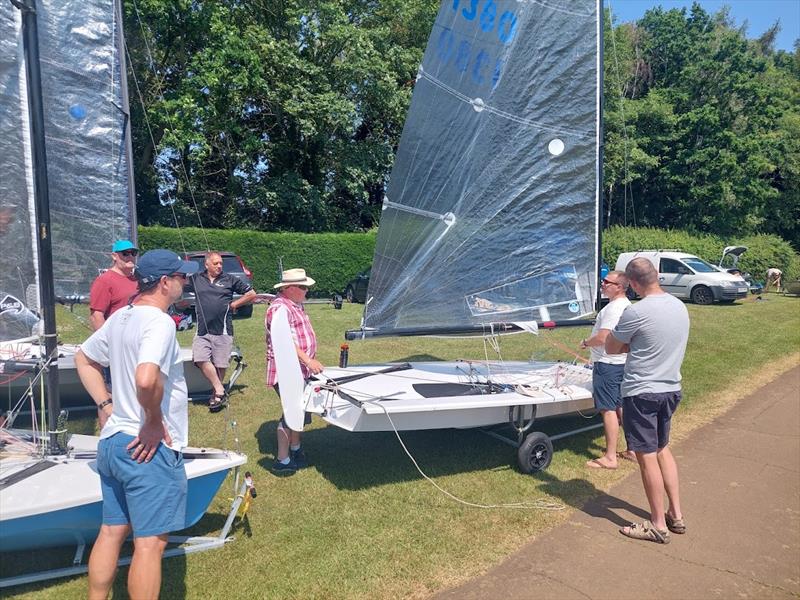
[[265, 268, 323, 473]]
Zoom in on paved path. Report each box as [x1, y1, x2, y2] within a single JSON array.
[[437, 366, 800, 600]]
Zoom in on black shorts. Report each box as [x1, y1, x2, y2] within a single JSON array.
[[622, 391, 682, 453]]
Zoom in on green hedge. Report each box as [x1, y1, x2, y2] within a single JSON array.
[[602, 226, 800, 282], [139, 225, 799, 295], [138, 226, 376, 297]]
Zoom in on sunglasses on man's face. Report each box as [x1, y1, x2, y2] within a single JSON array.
[[601, 278, 621, 286], [119, 250, 138, 258], [294, 285, 309, 291]]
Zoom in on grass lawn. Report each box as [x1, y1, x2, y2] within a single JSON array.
[[3, 293, 799, 598]]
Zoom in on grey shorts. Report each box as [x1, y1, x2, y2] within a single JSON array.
[[192, 334, 233, 368], [592, 362, 624, 411], [623, 391, 682, 453]]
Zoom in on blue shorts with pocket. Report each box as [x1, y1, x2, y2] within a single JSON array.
[[97, 432, 187, 538], [592, 362, 625, 411], [622, 391, 682, 453]]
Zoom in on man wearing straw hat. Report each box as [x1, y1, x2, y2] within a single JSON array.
[[265, 268, 324, 473]]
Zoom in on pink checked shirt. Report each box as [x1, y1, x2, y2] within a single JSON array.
[[265, 295, 318, 386]]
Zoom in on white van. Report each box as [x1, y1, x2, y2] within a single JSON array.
[[615, 250, 749, 304]]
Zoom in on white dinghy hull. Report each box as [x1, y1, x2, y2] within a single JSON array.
[[306, 361, 595, 433]]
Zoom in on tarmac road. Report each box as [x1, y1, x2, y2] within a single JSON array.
[[436, 365, 800, 600]]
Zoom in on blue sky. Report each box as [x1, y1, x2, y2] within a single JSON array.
[[607, 0, 799, 51]]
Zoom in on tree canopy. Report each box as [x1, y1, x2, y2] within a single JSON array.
[[126, 1, 800, 248]]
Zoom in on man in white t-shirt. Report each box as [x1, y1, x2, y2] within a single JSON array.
[[580, 270, 632, 470], [76, 249, 198, 600]]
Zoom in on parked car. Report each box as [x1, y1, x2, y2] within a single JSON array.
[[615, 250, 749, 305], [173, 251, 255, 318], [344, 267, 371, 303], [717, 245, 762, 294]]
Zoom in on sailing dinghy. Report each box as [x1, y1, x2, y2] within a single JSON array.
[[0, 0, 246, 586], [283, 0, 604, 472]]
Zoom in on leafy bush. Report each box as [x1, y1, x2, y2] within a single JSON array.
[[138, 226, 376, 296], [603, 226, 799, 281]]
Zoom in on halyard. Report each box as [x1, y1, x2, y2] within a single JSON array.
[[3, 294, 799, 599]]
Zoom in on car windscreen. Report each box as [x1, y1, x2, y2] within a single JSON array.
[[682, 257, 718, 273], [222, 256, 242, 273]]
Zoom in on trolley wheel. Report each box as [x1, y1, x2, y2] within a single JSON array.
[[517, 431, 553, 474]]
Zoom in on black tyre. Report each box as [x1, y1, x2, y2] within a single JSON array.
[[517, 432, 553, 474], [345, 285, 355, 303], [690, 285, 714, 305]]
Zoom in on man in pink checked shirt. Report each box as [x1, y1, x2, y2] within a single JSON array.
[[265, 268, 324, 474]]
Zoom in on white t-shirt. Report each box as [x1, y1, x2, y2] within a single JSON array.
[[81, 305, 189, 450], [589, 297, 631, 365]]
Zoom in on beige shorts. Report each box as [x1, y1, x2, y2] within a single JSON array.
[[192, 334, 233, 368]]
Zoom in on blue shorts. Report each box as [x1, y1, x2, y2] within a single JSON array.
[[623, 392, 682, 454], [97, 432, 188, 538], [592, 362, 624, 411]]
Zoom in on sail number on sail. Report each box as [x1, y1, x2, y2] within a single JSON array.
[[437, 1, 518, 89]]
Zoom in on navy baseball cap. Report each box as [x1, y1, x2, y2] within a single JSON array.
[[136, 249, 199, 284], [112, 239, 137, 252]]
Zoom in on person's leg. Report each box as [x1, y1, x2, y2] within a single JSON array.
[[635, 451, 667, 530], [88, 524, 131, 600], [587, 410, 619, 468], [128, 533, 169, 599], [276, 420, 291, 461], [198, 361, 225, 396], [657, 445, 682, 520], [617, 406, 636, 460]]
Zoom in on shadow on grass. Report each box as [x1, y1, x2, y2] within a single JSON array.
[[254, 413, 614, 491]]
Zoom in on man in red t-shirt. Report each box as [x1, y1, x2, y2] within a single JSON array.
[[89, 240, 139, 331]]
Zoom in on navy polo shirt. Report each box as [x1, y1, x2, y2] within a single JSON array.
[[188, 271, 253, 336]]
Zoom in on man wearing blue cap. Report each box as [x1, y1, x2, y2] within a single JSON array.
[[76, 249, 199, 599], [88, 240, 139, 331]]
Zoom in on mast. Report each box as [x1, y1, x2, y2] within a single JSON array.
[[12, 0, 63, 453]]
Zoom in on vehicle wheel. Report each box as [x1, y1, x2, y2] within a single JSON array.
[[517, 432, 553, 474], [690, 285, 714, 305], [345, 286, 355, 303]]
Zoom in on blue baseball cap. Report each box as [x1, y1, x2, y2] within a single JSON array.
[[136, 249, 199, 284], [112, 239, 137, 253]]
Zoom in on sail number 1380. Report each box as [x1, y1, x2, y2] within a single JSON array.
[[451, 0, 518, 45]]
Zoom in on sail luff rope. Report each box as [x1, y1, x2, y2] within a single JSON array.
[[129, 0, 210, 252], [607, 0, 636, 227]]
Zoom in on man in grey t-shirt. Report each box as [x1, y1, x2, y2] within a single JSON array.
[[606, 257, 690, 545]]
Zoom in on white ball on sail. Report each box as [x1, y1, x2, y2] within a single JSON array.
[[471, 98, 485, 112], [548, 138, 565, 156]]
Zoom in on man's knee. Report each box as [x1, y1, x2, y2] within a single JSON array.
[[133, 533, 169, 553], [98, 523, 132, 544]]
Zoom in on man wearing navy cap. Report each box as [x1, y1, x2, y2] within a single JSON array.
[[76, 249, 199, 599], [88, 239, 139, 331]]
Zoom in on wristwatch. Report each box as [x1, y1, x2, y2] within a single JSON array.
[[97, 398, 113, 410]]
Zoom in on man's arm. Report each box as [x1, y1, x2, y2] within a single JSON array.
[[231, 288, 257, 311], [295, 345, 323, 374], [581, 328, 611, 349], [75, 350, 113, 425], [89, 310, 105, 331], [605, 332, 629, 355], [128, 362, 171, 462]]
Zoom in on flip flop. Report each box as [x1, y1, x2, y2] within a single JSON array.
[[586, 458, 617, 470], [620, 520, 671, 544], [618, 451, 638, 463]]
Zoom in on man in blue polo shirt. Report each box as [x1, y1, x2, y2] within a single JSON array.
[[188, 251, 255, 411]]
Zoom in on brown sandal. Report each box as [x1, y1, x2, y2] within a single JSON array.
[[665, 513, 686, 534], [620, 520, 670, 544], [208, 392, 229, 413]]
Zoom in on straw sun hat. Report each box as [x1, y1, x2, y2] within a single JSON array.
[[273, 268, 316, 289]]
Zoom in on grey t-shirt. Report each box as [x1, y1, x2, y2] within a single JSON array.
[[611, 293, 690, 397]]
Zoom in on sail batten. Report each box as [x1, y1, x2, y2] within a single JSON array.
[[363, 0, 601, 334]]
